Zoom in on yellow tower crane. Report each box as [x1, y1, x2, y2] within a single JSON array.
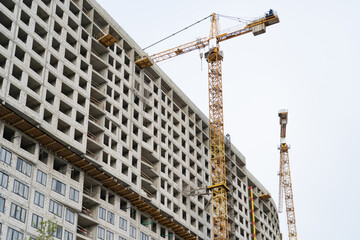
[[136, 11, 279, 240], [278, 110, 298, 240]]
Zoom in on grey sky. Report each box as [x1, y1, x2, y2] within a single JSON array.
[[97, 0, 360, 239]]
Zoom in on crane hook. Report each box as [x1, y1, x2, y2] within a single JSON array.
[[199, 52, 204, 71]]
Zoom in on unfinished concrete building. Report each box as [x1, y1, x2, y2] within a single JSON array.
[[0, 0, 281, 240]]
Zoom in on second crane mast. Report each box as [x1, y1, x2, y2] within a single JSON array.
[[278, 110, 298, 240], [136, 12, 279, 240]]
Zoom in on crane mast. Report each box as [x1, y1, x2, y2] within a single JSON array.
[[206, 13, 229, 240], [278, 110, 298, 240], [249, 186, 257, 240]]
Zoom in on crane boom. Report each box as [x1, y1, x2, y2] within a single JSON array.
[[278, 110, 298, 240], [135, 12, 279, 69], [135, 11, 279, 240]]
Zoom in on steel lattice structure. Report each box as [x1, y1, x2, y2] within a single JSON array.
[[278, 110, 298, 240], [249, 186, 257, 240], [206, 14, 229, 240]]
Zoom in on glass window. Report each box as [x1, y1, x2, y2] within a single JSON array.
[[0, 147, 11, 165], [69, 187, 79, 202], [34, 191, 45, 208], [119, 217, 127, 231], [36, 170, 47, 186], [130, 208, 136, 220], [10, 203, 27, 222], [51, 178, 66, 195], [31, 214, 43, 229], [13, 180, 29, 199], [99, 206, 106, 220], [130, 225, 136, 239], [0, 171, 8, 188], [65, 208, 75, 224], [118, 237, 126, 240], [49, 199, 63, 218], [106, 231, 114, 240], [64, 231, 73, 240], [53, 225, 63, 239], [140, 232, 148, 240], [0, 196, 5, 213], [16, 158, 32, 176], [6, 227, 24, 240], [107, 211, 114, 224], [98, 227, 105, 240]]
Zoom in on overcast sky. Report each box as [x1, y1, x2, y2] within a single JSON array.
[[97, 0, 360, 239]]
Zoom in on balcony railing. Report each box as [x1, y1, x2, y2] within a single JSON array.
[[87, 132, 99, 142], [141, 156, 154, 167], [141, 187, 154, 199], [141, 171, 152, 182], [81, 206, 94, 218], [77, 225, 93, 238], [90, 96, 104, 110], [89, 114, 100, 125], [83, 187, 96, 197], [86, 149, 98, 160]]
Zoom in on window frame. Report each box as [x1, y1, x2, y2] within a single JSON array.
[[140, 232, 149, 240], [52, 225, 63, 239], [51, 178, 66, 196], [34, 191, 45, 208], [6, 227, 24, 240], [130, 225, 136, 239], [31, 213, 43, 229], [69, 187, 79, 202], [10, 203, 27, 223], [65, 208, 75, 224], [36, 169, 47, 186], [16, 157, 32, 177], [119, 217, 127, 231], [106, 231, 114, 240], [99, 206, 106, 220], [13, 180, 29, 199], [98, 226, 105, 240], [107, 211, 114, 225], [0, 196, 5, 213], [0, 146, 11, 165], [49, 199, 63, 218], [0, 171, 9, 188], [64, 230, 73, 240]]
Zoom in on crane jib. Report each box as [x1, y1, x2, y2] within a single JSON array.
[[135, 12, 279, 69]]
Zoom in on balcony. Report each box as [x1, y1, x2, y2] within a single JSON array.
[[78, 205, 98, 227], [141, 156, 158, 178], [77, 225, 94, 240]]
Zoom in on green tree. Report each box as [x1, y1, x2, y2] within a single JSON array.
[[34, 220, 60, 240]]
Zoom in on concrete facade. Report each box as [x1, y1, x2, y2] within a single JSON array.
[[0, 0, 280, 240]]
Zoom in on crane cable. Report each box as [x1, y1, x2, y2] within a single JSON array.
[[143, 14, 212, 50], [216, 14, 250, 24], [143, 13, 250, 51]]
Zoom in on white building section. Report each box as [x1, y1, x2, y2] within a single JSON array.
[[0, 0, 280, 240]]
